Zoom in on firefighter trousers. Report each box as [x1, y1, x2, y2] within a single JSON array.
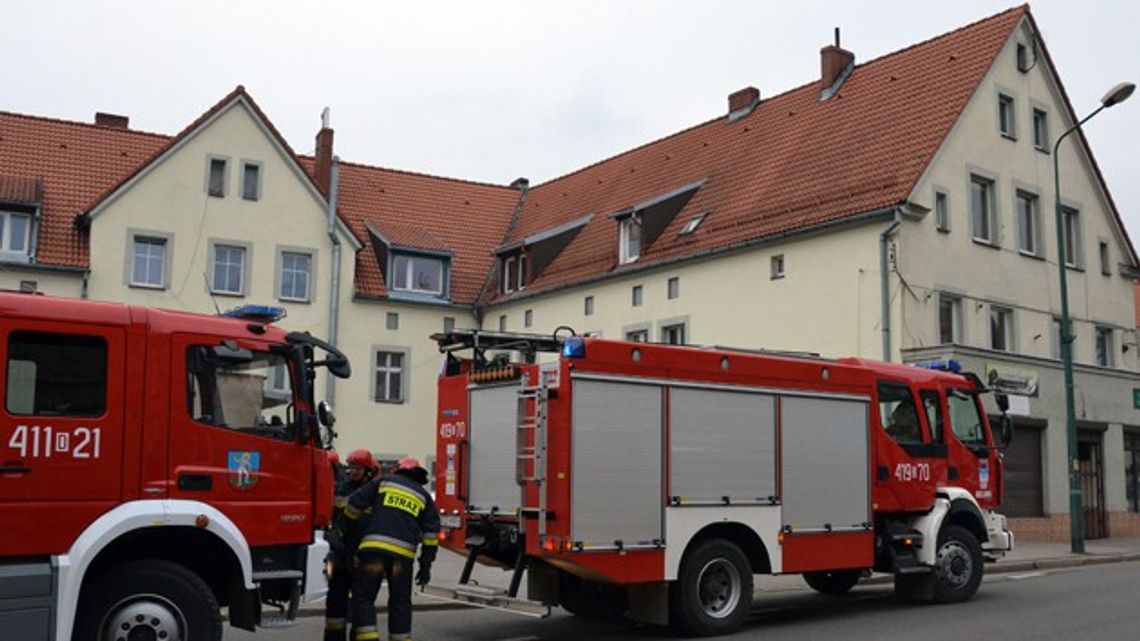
[[324, 551, 354, 641], [349, 551, 414, 641]]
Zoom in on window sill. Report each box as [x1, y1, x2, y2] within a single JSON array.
[[1018, 250, 1045, 261], [372, 399, 406, 405], [207, 192, 225, 199], [242, 195, 259, 202], [210, 290, 245, 298], [1064, 263, 1085, 273], [770, 274, 785, 280], [129, 282, 167, 291], [1035, 146, 1050, 154], [278, 296, 312, 305], [1000, 133, 1018, 142], [936, 227, 951, 234], [971, 238, 1001, 249]]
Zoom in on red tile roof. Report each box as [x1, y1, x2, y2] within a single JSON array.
[[0, 175, 43, 205], [0, 111, 169, 267], [490, 6, 1029, 302]]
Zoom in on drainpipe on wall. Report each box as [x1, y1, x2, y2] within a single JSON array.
[[879, 209, 901, 361], [325, 156, 342, 405], [81, 270, 90, 299]]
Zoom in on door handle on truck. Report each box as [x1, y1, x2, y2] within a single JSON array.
[[0, 463, 31, 475], [178, 474, 213, 491]]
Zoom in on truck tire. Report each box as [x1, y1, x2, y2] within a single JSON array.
[[803, 569, 861, 595], [558, 573, 628, 620], [75, 559, 222, 641], [669, 539, 753, 637], [929, 524, 984, 603]]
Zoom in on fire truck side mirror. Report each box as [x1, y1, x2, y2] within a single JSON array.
[[994, 392, 1010, 413], [318, 401, 336, 428]]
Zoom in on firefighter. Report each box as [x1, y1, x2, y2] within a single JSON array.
[[324, 449, 380, 641], [342, 457, 439, 641]]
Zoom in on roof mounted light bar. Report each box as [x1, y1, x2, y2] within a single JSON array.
[[222, 304, 287, 324]]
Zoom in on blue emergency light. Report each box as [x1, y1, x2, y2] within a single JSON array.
[[913, 359, 962, 373], [221, 304, 287, 324], [561, 336, 586, 359]]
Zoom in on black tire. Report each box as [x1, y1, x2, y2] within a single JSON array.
[[929, 524, 984, 603], [803, 569, 861, 595], [559, 572, 628, 620], [74, 559, 221, 641], [669, 539, 753, 637]]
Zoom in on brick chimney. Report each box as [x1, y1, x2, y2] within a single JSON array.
[[820, 28, 854, 97], [727, 87, 760, 120], [314, 107, 334, 195], [94, 112, 129, 129]]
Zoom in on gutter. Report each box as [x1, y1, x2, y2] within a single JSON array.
[[879, 208, 902, 361], [325, 156, 342, 405]]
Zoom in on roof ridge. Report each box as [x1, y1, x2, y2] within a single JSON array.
[[849, 4, 1026, 71], [0, 108, 172, 141], [306, 154, 516, 191]]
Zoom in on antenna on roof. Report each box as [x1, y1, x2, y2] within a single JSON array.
[[835, 27, 841, 48]]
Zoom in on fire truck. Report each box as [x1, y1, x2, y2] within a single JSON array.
[[0, 292, 349, 641], [429, 329, 1015, 636]]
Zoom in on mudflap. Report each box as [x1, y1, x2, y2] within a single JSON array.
[[228, 586, 261, 632]]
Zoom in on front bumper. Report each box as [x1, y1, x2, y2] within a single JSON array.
[[982, 510, 1014, 558]]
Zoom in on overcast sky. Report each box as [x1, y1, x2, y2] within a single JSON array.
[[4, 1, 1138, 244]]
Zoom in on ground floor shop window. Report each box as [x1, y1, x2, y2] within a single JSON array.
[[1126, 431, 1140, 513]]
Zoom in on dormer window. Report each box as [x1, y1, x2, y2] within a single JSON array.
[[0, 210, 32, 262], [620, 215, 641, 264], [392, 254, 444, 295], [502, 253, 529, 294]]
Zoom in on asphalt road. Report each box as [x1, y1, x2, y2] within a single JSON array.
[[226, 561, 1140, 641]]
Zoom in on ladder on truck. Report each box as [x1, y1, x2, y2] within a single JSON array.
[[422, 376, 551, 617]]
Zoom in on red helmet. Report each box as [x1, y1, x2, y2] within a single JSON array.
[[346, 449, 379, 476], [327, 450, 340, 466], [394, 457, 429, 485]]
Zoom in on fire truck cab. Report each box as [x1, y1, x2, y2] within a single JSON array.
[[430, 329, 1014, 636], [0, 292, 349, 641]]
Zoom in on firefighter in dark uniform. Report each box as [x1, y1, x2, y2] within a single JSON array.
[[324, 449, 379, 641], [342, 457, 439, 641]]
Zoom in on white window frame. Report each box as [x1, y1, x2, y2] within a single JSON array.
[[679, 214, 705, 236], [499, 314, 507, 332], [771, 254, 785, 279], [632, 284, 643, 307], [619, 215, 641, 264], [659, 316, 689, 346], [206, 156, 228, 198], [1052, 317, 1064, 360], [1099, 240, 1111, 276], [372, 348, 408, 404], [128, 233, 170, 290], [1032, 108, 1049, 151], [277, 249, 313, 302], [1095, 326, 1114, 367], [937, 293, 962, 344], [998, 93, 1016, 139], [241, 160, 263, 201], [1062, 206, 1082, 268], [209, 242, 249, 296], [392, 254, 445, 295], [0, 210, 33, 261], [990, 305, 1015, 352], [970, 174, 997, 245], [443, 317, 456, 333], [1016, 189, 1041, 256], [667, 277, 680, 300], [386, 312, 399, 331], [934, 191, 950, 233], [524, 309, 533, 328], [584, 295, 594, 316]]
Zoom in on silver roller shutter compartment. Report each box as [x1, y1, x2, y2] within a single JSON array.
[[781, 396, 870, 531], [468, 384, 522, 513], [572, 380, 663, 548], [670, 388, 776, 503]]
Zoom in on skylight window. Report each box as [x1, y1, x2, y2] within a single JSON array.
[[679, 214, 706, 236]]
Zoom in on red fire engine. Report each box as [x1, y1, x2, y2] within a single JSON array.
[[430, 329, 1014, 636], [0, 292, 349, 641]]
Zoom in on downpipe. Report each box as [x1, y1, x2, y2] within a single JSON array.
[[879, 209, 901, 361], [325, 157, 342, 405]]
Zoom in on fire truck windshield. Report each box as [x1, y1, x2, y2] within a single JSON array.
[[186, 346, 296, 441], [947, 389, 988, 446]]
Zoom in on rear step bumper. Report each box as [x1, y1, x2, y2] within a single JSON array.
[[419, 584, 550, 618]]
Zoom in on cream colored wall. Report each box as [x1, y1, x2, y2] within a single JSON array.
[[904, 18, 1138, 369], [0, 269, 83, 297], [486, 223, 890, 361], [333, 300, 476, 465]]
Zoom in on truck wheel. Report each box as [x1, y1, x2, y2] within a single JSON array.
[[669, 539, 753, 636], [559, 573, 628, 619], [75, 559, 221, 641], [803, 569, 861, 595], [929, 524, 984, 603]]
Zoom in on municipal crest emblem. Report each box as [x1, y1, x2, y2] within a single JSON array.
[[228, 450, 261, 490]]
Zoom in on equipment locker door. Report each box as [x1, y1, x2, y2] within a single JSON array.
[[167, 333, 313, 547], [0, 323, 127, 555]]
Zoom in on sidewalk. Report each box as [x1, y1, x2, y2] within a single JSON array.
[[295, 536, 1140, 616]]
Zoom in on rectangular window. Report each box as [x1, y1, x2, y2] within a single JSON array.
[[584, 295, 594, 316], [386, 312, 399, 331], [878, 383, 923, 445], [208, 158, 227, 197], [1099, 241, 1111, 276], [1062, 207, 1082, 267], [935, 191, 950, 232], [443, 317, 455, 333], [1052, 317, 1064, 360], [524, 309, 533, 328], [1126, 432, 1139, 513], [620, 216, 641, 264], [771, 254, 785, 279], [938, 294, 961, 344], [186, 346, 295, 440], [392, 254, 444, 295], [1033, 109, 1049, 151], [0, 211, 32, 257], [373, 351, 405, 403], [632, 285, 643, 307], [279, 251, 311, 301], [661, 323, 686, 345], [919, 389, 944, 444], [998, 93, 1016, 138], [667, 277, 680, 300], [18, 280, 36, 293], [1016, 43, 1029, 72], [131, 236, 167, 288], [518, 254, 528, 290], [626, 329, 649, 342], [970, 175, 996, 244], [1016, 190, 1040, 255], [7, 331, 107, 417], [1095, 326, 1114, 367], [211, 244, 246, 295], [947, 389, 986, 445], [503, 256, 517, 293], [498, 315, 507, 332], [242, 162, 260, 200], [990, 306, 1014, 352]]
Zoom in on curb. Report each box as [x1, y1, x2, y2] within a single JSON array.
[[291, 553, 1140, 618]]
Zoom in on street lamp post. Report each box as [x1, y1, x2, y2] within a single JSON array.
[[1053, 81, 1134, 555]]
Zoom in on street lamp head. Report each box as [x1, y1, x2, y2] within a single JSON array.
[[1101, 82, 1136, 108]]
